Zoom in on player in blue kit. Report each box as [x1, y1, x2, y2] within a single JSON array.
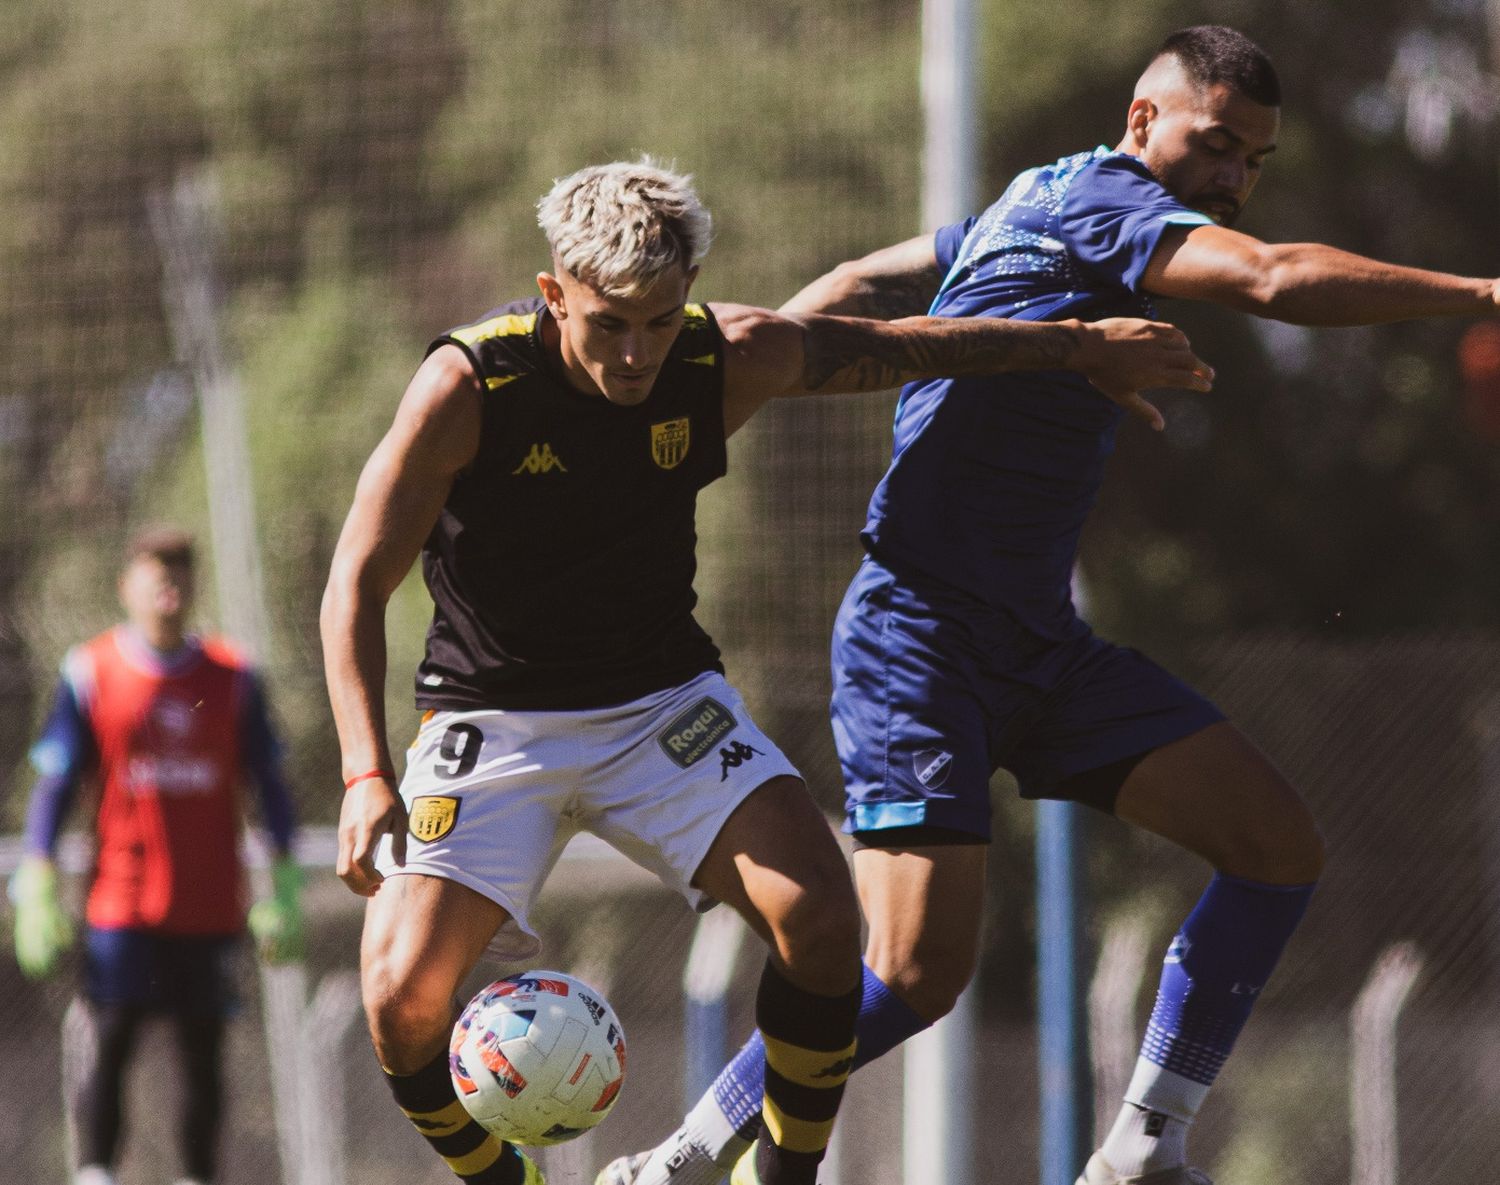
[[601, 26, 1500, 1185]]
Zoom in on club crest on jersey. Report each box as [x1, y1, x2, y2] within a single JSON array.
[[650, 417, 690, 469], [409, 795, 461, 842], [658, 697, 737, 768], [914, 748, 953, 788]]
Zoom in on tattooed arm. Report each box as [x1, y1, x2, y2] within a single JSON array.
[[780, 234, 945, 319], [716, 304, 1214, 437]]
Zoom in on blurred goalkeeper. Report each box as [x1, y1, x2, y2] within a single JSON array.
[[605, 25, 1500, 1185], [9, 525, 302, 1185], [321, 158, 1210, 1185]]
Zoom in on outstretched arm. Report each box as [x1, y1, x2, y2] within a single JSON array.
[[718, 304, 1213, 435], [1145, 224, 1500, 326], [779, 233, 946, 319], [320, 344, 480, 896]]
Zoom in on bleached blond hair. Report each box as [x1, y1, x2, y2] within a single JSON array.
[[536, 158, 713, 298]]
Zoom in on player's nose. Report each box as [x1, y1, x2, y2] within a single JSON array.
[[619, 333, 649, 369]]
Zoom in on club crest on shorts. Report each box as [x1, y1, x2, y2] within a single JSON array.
[[659, 697, 737, 768], [650, 417, 690, 469], [914, 748, 954, 788], [409, 795, 461, 842]]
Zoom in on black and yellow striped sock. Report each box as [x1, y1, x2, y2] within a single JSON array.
[[752, 959, 860, 1185], [382, 1048, 528, 1184]]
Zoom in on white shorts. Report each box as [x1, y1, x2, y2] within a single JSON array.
[[375, 671, 801, 960]]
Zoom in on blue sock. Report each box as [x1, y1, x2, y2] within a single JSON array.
[[696, 964, 929, 1147], [1125, 872, 1316, 1120]]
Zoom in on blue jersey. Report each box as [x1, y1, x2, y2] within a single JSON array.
[[862, 147, 1213, 638]]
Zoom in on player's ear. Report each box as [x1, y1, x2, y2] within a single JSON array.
[[1126, 97, 1155, 147], [682, 264, 699, 298], [537, 271, 566, 319]]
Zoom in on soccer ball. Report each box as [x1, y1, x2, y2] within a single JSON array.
[[450, 970, 627, 1146]]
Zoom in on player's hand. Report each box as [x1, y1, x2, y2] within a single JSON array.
[[9, 857, 74, 979], [1070, 318, 1215, 431], [336, 775, 406, 897], [248, 854, 305, 964]]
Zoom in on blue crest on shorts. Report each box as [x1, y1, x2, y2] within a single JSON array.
[[913, 748, 953, 788]]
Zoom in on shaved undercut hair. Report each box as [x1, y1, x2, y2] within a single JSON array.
[[536, 157, 713, 298], [1154, 25, 1281, 107]]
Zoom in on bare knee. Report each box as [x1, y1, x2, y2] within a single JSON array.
[[1218, 805, 1326, 884], [770, 861, 863, 996], [865, 932, 976, 1022], [854, 844, 987, 1022], [362, 940, 459, 1072]]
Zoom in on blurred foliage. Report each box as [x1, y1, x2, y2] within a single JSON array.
[[0, 0, 922, 820]]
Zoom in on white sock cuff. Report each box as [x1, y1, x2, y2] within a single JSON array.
[[1122, 1059, 1211, 1123], [685, 1090, 752, 1168]]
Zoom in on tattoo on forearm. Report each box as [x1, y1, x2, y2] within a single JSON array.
[[800, 318, 1078, 393]]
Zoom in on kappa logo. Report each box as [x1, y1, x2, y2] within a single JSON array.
[[512, 442, 568, 474], [659, 697, 737, 768], [914, 748, 953, 788], [1144, 1111, 1170, 1138], [719, 740, 763, 781], [812, 1055, 855, 1079], [409, 795, 461, 842], [1165, 935, 1191, 964], [650, 417, 690, 469]]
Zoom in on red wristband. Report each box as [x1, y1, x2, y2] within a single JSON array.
[[343, 769, 394, 791]]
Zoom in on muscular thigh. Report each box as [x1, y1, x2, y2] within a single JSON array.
[[1115, 721, 1325, 884], [689, 774, 853, 941], [361, 873, 511, 1010], [380, 707, 583, 961]]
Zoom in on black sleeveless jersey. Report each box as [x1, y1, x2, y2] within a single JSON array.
[[414, 297, 729, 710]]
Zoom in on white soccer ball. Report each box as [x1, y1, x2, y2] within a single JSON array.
[[450, 970, 627, 1146]]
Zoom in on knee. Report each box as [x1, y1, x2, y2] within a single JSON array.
[[362, 946, 455, 1072], [865, 933, 976, 1023], [772, 864, 863, 992], [1221, 807, 1326, 885]]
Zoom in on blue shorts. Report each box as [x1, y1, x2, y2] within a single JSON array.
[[84, 926, 241, 1015], [831, 557, 1224, 840]]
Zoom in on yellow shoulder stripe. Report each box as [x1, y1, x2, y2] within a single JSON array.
[[449, 312, 537, 348], [485, 373, 521, 390]]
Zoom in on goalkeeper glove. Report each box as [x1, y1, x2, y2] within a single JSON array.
[[248, 855, 305, 965], [10, 857, 74, 980]]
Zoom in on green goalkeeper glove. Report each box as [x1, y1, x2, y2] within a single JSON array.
[[248, 855, 304, 965], [10, 857, 74, 980]]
